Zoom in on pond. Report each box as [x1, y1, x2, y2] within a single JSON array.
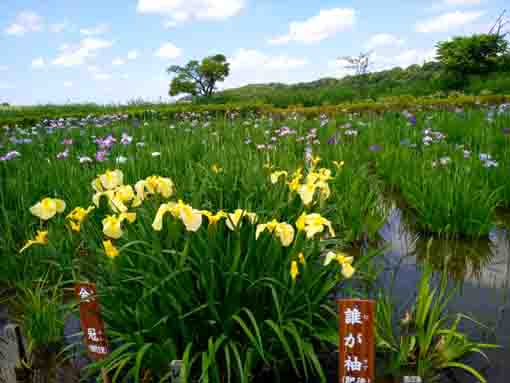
[[377, 204, 510, 382]]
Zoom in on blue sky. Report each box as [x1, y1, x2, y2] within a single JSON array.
[[0, 0, 507, 105]]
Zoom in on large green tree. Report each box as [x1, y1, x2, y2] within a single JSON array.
[[436, 34, 509, 79], [167, 54, 230, 98]]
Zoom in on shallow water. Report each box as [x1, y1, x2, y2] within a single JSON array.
[[378, 204, 510, 382]]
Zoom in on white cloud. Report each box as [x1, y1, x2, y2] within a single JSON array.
[[269, 8, 355, 45], [365, 33, 404, 50], [121, 74, 129, 79], [229, 49, 308, 71], [5, 11, 43, 36], [112, 58, 126, 66], [80, 23, 110, 36], [0, 65, 8, 71], [155, 42, 182, 58], [49, 22, 67, 33], [87, 65, 100, 72], [127, 50, 138, 60], [0, 83, 12, 89], [31, 57, 45, 69], [63, 81, 73, 87], [416, 11, 485, 33], [137, 0, 245, 23], [52, 38, 113, 67], [444, 0, 481, 5], [225, 48, 309, 88], [94, 73, 112, 81], [329, 48, 437, 78]]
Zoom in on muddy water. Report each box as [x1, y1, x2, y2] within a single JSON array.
[[378, 205, 510, 382]]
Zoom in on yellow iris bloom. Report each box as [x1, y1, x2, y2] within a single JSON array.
[[66, 206, 95, 232], [93, 169, 124, 192], [290, 261, 299, 281], [298, 252, 306, 265], [270, 171, 288, 184], [297, 183, 317, 206], [102, 212, 136, 239], [323, 251, 355, 279], [256, 219, 295, 247], [19, 230, 48, 253], [226, 209, 257, 231], [211, 164, 223, 174], [135, 176, 174, 200], [103, 240, 119, 258], [152, 201, 202, 232], [202, 210, 227, 225], [30, 198, 66, 221], [333, 161, 345, 169], [296, 212, 335, 239]]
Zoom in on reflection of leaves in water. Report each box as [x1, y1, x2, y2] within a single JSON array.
[[415, 236, 494, 281], [380, 206, 506, 283]]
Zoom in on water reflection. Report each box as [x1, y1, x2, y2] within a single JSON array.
[[379, 205, 510, 288]]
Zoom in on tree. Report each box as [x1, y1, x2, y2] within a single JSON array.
[[167, 54, 230, 98], [337, 52, 372, 76], [436, 34, 509, 81]]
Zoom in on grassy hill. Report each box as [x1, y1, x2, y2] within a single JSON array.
[[199, 61, 510, 108]]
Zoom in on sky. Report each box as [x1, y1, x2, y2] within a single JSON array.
[[0, 0, 507, 105]]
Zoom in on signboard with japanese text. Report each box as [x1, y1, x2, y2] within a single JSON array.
[[74, 282, 110, 360], [338, 299, 375, 383]]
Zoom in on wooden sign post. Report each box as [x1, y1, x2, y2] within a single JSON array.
[[74, 283, 110, 382], [337, 299, 375, 383]]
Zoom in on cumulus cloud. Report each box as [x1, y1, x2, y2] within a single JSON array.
[[224, 48, 309, 88], [365, 34, 404, 50], [63, 81, 73, 87], [0, 82, 13, 89], [137, 0, 245, 24], [416, 11, 485, 33], [80, 23, 110, 36], [127, 50, 139, 60], [49, 22, 68, 33], [269, 8, 355, 45], [155, 42, 182, 58], [0, 65, 8, 71], [5, 11, 43, 36], [329, 48, 437, 79], [94, 73, 112, 81], [31, 57, 45, 69], [112, 58, 126, 66], [52, 38, 113, 67]]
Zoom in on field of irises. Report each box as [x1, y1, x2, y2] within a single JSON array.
[[1, 105, 509, 381]]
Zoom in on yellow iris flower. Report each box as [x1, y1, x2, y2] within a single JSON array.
[[226, 209, 257, 231], [296, 212, 335, 239], [202, 210, 227, 225], [298, 252, 306, 265], [211, 164, 223, 174], [290, 261, 299, 281], [297, 183, 317, 206], [333, 161, 345, 169], [92, 169, 124, 192], [30, 198, 66, 221], [66, 206, 95, 232], [93, 185, 142, 213], [103, 240, 119, 258], [323, 251, 355, 278], [135, 176, 174, 201], [256, 219, 295, 247], [102, 212, 136, 239], [270, 170, 288, 184], [19, 230, 48, 253], [152, 201, 202, 232]]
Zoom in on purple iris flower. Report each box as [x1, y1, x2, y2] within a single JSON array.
[[369, 144, 382, 152]]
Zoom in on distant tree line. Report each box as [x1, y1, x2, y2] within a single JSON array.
[[167, 32, 510, 107]]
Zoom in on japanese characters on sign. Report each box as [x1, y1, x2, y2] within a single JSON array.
[[74, 283, 110, 360], [338, 299, 375, 383]]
